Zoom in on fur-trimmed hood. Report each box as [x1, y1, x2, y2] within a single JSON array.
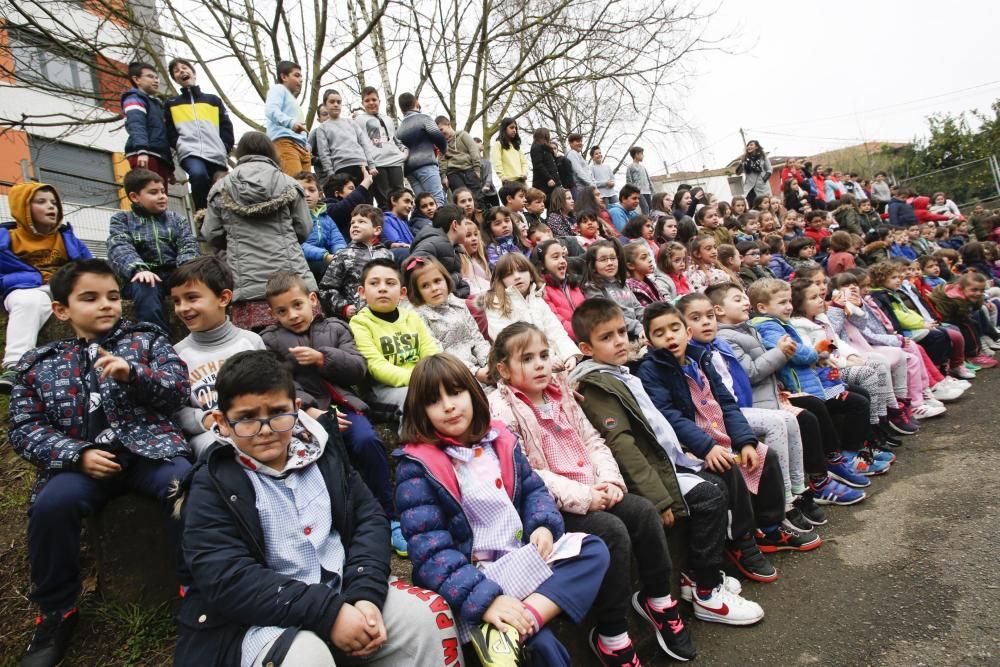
[[215, 154, 303, 217]]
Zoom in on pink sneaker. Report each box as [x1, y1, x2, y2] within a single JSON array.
[[970, 355, 998, 368]]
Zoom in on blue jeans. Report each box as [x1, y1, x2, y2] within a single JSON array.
[[181, 156, 227, 210], [343, 412, 394, 518], [407, 164, 446, 205], [125, 275, 170, 333]]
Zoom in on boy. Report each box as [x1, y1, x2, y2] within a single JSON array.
[[408, 204, 471, 298], [265, 60, 311, 176], [499, 180, 528, 233], [121, 61, 173, 185], [608, 185, 641, 233], [929, 271, 996, 366], [590, 146, 617, 206], [0, 182, 93, 390], [569, 299, 766, 625], [319, 205, 393, 320], [857, 198, 881, 237], [349, 259, 439, 418], [380, 188, 416, 263], [803, 211, 831, 250], [175, 350, 461, 666], [523, 187, 547, 229], [322, 170, 376, 239], [261, 271, 406, 555], [396, 93, 448, 205], [107, 168, 200, 331], [435, 116, 482, 206], [625, 147, 653, 215], [296, 171, 347, 282], [566, 133, 595, 196], [168, 256, 266, 456], [12, 259, 190, 667], [736, 240, 768, 285]]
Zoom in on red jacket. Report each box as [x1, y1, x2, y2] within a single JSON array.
[[812, 174, 826, 202], [804, 227, 831, 250], [543, 279, 586, 340], [912, 196, 951, 225]]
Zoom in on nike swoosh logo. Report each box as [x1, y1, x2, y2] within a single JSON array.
[[697, 601, 729, 615]]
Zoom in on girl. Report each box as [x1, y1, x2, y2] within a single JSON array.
[[491, 117, 529, 183], [482, 205, 528, 267], [546, 187, 576, 237], [534, 239, 586, 341], [407, 256, 491, 383], [757, 211, 777, 235], [410, 191, 437, 232], [574, 209, 602, 249], [483, 253, 581, 369], [826, 231, 857, 276], [730, 195, 748, 218], [577, 187, 619, 239], [461, 219, 492, 294], [753, 195, 771, 213], [488, 324, 697, 663], [717, 244, 743, 286], [624, 240, 671, 306], [453, 186, 482, 225], [622, 214, 658, 257], [530, 128, 560, 197], [315, 89, 377, 183], [786, 236, 820, 274], [653, 214, 679, 246], [684, 234, 731, 293], [582, 239, 646, 342], [395, 354, 609, 666], [649, 191, 672, 230], [657, 241, 691, 296]]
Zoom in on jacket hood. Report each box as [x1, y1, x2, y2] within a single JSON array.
[[8, 182, 63, 232], [568, 358, 621, 385], [120, 86, 151, 105], [913, 196, 931, 211], [219, 155, 302, 217]]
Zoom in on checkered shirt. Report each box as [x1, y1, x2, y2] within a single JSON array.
[[524, 388, 596, 488], [684, 366, 732, 449]]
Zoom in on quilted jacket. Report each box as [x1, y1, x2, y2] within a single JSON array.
[[107, 206, 200, 279]]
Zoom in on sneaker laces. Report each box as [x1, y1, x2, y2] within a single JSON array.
[[667, 616, 685, 635]]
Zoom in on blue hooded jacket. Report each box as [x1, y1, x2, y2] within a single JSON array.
[[121, 87, 171, 162], [688, 338, 754, 408]]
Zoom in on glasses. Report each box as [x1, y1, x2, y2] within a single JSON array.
[[226, 412, 298, 438], [595, 255, 618, 264]]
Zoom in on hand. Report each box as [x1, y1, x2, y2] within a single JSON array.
[[349, 600, 387, 656], [530, 526, 554, 560], [475, 367, 490, 383], [331, 603, 375, 653], [777, 335, 797, 357], [599, 482, 624, 508], [369, 167, 379, 178], [846, 354, 864, 366], [291, 121, 307, 133], [550, 358, 566, 373], [345, 305, 358, 318], [289, 346, 325, 366], [704, 444, 735, 473], [80, 448, 122, 479], [334, 410, 352, 432], [927, 321, 940, 328], [136, 154, 149, 168], [739, 443, 761, 474], [589, 486, 609, 511], [442, 176, 449, 188], [483, 595, 534, 638], [131, 270, 161, 286], [562, 355, 578, 371], [661, 508, 675, 528], [547, 179, 556, 187], [324, 253, 334, 264], [361, 170, 374, 189], [94, 348, 132, 382]]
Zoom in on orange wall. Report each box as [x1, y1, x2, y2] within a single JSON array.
[[0, 131, 30, 185], [0, 22, 14, 84]]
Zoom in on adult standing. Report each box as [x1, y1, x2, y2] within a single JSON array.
[[356, 86, 408, 210], [590, 146, 616, 206], [736, 139, 773, 208], [165, 58, 234, 210], [490, 117, 529, 184], [435, 116, 482, 207], [121, 61, 173, 186], [529, 127, 560, 198], [265, 61, 310, 176], [395, 92, 448, 205], [314, 89, 377, 184]]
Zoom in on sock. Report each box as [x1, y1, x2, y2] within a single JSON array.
[[809, 473, 827, 485], [522, 602, 543, 632], [695, 587, 715, 600], [597, 631, 631, 650], [791, 484, 807, 495], [646, 593, 673, 612], [760, 523, 779, 534]]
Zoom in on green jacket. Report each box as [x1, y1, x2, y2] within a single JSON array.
[[928, 283, 977, 325], [571, 366, 688, 517]]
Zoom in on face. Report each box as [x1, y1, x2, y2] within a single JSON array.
[[324, 93, 342, 119], [695, 238, 718, 264], [526, 198, 545, 214], [907, 226, 921, 241], [564, 190, 575, 212], [505, 122, 518, 138], [746, 141, 759, 152], [529, 228, 552, 245], [52, 272, 122, 339], [800, 284, 826, 318], [640, 220, 653, 240], [501, 268, 533, 295], [349, 215, 379, 242], [216, 389, 299, 470], [30, 190, 60, 231], [315, 106, 329, 123], [335, 180, 355, 199], [924, 260, 941, 277], [860, 200, 872, 212], [282, 67, 303, 95], [623, 193, 641, 211], [490, 214, 513, 238], [463, 222, 481, 255], [921, 225, 936, 240], [133, 67, 159, 94], [723, 249, 741, 271], [170, 62, 196, 86], [592, 148, 604, 163], [741, 246, 761, 267], [682, 298, 717, 343], [506, 191, 526, 212], [578, 217, 599, 238], [756, 289, 793, 321], [716, 287, 750, 323], [962, 282, 986, 302], [298, 179, 321, 208], [516, 216, 528, 238], [646, 312, 689, 361], [415, 267, 450, 306], [700, 208, 720, 229], [733, 199, 746, 214], [418, 196, 437, 219], [393, 192, 415, 218], [627, 246, 653, 276], [569, 139, 583, 153], [660, 218, 677, 240], [359, 266, 403, 312], [544, 243, 568, 280], [581, 315, 629, 366], [670, 250, 687, 273], [680, 191, 692, 209], [171, 279, 231, 332], [426, 384, 474, 442], [808, 270, 826, 292], [437, 122, 454, 139], [798, 244, 816, 259], [594, 246, 619, 279], [362, 92, 380, 114], [883, 271, 903, 290], [268, 287, 317, 334], [498, 333, 552, 399]]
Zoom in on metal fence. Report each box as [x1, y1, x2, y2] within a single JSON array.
[[896, 155, 1000, 211]]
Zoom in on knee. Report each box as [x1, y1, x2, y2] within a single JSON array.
[[281, 631, 335, 667], [582, 534, 611, 572], [30, 474, 92, 519]]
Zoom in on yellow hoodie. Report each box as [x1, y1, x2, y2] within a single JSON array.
[[8, 182, 68, 282]]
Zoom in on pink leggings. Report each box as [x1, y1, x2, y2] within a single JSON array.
[[869, 344, 928, 406], [942, 326, 966, 368]]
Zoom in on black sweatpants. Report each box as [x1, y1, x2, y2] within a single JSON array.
[[561, 493, 671, 635], [787, 397, 833, 474], [677, 468, 728, 589], [827, 385, 873, 450]]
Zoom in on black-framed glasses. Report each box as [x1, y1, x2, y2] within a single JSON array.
[[226, 412, 298, 438]]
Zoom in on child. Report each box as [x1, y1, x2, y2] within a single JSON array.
[[176, 350, 459, 666], [453, 187, 482, 227], [483, 253, 580, 368], [803, 211, 831, 250], [319, 204, 393, 320], [624, 240, 668, 306], [523, 188, 548, 230], [168, 256, 267, 456], [121, 62, 173, 183], [582, 239, 646, 342], [461, 219, 492, 294], [545, 187, 576, 238], [657, 241, 691, 296], [482, 205, 528, 267], [321, 170, 376, 239], [857, 198, 882, 236], [499, 181, 529, 236], [568, 299, 770, 612], [379, 188, 416, 261], [410, 191, 437, 232], [488, 323, 697, 664], [0, 182, 93, 389], [683, 234, 730, 293], [261, 271, 405, 554], [765, 235, 794, 280], [295, 171, 347, 282], [574, 209, 602, 249], [736, 240, 769, 286], [406, 256, 491, 383], [408, 204, 473, 298], [786, 236, 820, 275], [929, 271, 999, 369], [395, 353, 610, 666], [315, 88, 377, 182], [534, 239, 586, 341], [349, 259, 439, 418], [696, 205, 733, 248], [826, 230, 856, 277], [622, 215, 658, 258], [11, 259, 190, 666]]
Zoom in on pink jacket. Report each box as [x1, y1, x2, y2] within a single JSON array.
[[542, 280, 586, 341], [488, 374, 625, 514]]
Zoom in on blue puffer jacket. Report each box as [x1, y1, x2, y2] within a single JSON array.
[[121, 87, 171, 162], [9, 319, 190, 504], [301, 206, 347, 261], [0, 222, 92, 300], [688, 338, 754, 408], [637, 345, 757, 457], [394, 421, 564, 625], [750, 314, 830, 398]]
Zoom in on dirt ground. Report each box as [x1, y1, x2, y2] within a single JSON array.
[[1, 370, 998, 666]]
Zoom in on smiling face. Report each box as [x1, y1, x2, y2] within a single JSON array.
[[755, 288, 793, 321], [496, 331, 552, 403], [349, 214, 380, 243], [362, 91, 380, 115], [426, 383, 474, 442], [646, 311, 689, 361], [454, 190, 474, 216], [215, 389, 299, 470], [170, 61, 196, 86], [392, 192, 414, 219], [580, 315, 629, 366], [418, 195, 437, 220], [543, 243, 569, 281], [682, 297, 718, 343], [52, 271, 122, 340], [171, 279, 231, 332], [268, 286, 317, 334], [593, 246, 619, 280], [715, 286, 750, 323]]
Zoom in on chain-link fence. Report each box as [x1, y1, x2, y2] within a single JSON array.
[[896, 155, 1000, 211]]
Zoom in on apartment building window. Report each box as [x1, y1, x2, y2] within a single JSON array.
[[8, 29, 99, 101]]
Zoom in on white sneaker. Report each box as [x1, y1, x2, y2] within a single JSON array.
[[692, 583, 764, 626], [931, 383, 964, 402], [939, 376, 970, 392], [977, 339, 996, 357], [679, 570, 742, 602], [912, 403, 946, 419], [950, 365, 976, 381], [922, 390, 946, 408], [989, 339, 1000, 351]]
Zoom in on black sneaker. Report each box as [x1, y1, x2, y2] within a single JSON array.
[[588, 628, 643, 666], [0, 369, 16, 394], [21, 608, 78, 667], [725, 535, 778, 583], [793, 489, 828, 526], [631, 593, 696, 662], [755, 526, 823, 553], [782, 507, 813, 533]]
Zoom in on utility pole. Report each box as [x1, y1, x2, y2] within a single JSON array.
[[739, 127, 747, 150]]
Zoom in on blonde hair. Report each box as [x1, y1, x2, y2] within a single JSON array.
[[483, 253, 544, 318]]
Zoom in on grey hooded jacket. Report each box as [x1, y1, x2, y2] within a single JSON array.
[[715, 320, 787, 409]]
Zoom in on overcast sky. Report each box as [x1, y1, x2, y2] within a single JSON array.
[[649, 0, 1000, 176]]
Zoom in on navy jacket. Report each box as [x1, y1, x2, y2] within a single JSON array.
[[888, 197, 917, 227], [0, 222, 92, 300], [688, 338, 754, 409], [121, 87, 171, 163], [636, 345, 756, 457], [175, 414, 389, 666]]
